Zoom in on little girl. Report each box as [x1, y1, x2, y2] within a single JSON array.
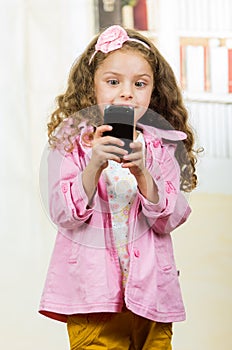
[[39, 25, 197, 349]]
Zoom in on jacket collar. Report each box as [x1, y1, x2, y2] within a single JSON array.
[[137, 123, 187, 144]]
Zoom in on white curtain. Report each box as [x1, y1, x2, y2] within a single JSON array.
[[0, 1, 94, 348]]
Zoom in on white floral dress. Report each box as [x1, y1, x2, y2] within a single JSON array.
[[103, 133, 145, 289]]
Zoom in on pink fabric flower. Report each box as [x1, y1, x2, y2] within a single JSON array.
[[79, 123, 94, 148], [95, 25, 129, 54], [89, 25, 150, 64]]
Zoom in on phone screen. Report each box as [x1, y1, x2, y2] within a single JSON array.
[[103, 105, 134, 153]]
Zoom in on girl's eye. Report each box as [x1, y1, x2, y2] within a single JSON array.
[[135, 81, 146, 87], [107, 79, 119, 85]]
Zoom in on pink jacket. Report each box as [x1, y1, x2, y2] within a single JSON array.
[[39, 123, 191, 323]]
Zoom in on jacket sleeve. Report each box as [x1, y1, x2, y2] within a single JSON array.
[[47, 146, 96, 229], [137, 140, 191, 234]]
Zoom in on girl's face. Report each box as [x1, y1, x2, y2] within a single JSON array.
[[94, 49, 154, 124]]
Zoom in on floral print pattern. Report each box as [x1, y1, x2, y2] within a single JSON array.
[[104, 160, 136, 288], [103, 132, 145, 289]]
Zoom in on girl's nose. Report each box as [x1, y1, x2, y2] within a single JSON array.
[[120, 84, 133, 100]]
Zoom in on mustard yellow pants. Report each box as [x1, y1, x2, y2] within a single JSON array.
[[67, 309, 172, 350]]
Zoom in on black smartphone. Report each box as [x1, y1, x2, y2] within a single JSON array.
[[103, 105, 134, 154]]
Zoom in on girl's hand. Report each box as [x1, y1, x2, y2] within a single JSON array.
[[121, 141, 145, 177], [82, 125, 128, 202], [122, 142, 159, 203], [90, 125, 128, 171]]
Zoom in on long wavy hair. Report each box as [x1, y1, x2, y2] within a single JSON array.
[[47, 27, 199, 192]]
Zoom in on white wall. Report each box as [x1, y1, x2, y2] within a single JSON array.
[[0, 1, 94, 349]]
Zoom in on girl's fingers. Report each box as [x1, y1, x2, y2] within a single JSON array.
[[129, 141, 142, 151], [101, 136, 125, 147], [92, 143, 128, 167], [96, 151, 122, 164], [121, 141, 145, 172], [123, 150, 141, 160], [94, 125, 125, 147], [103, 144, 128, 157], [94, 125, 112, 138]]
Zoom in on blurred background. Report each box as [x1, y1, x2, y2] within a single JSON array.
[[0, 0, 231, 349]]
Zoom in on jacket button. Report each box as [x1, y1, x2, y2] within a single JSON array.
[[153, 140, 160, 148], [134, 249, 140, 258], [61, 184, 68, 193]]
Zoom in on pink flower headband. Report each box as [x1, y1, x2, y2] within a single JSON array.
[[89, 25, 150, 64]]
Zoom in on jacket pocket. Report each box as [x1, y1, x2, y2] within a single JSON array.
[[68, 240, 79, 264], [154, 233, 175, 271]]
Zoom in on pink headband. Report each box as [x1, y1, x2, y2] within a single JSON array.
[[89, 25, 150, 65]]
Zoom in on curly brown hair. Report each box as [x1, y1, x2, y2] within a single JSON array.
[[47, 27, 198, 192]]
